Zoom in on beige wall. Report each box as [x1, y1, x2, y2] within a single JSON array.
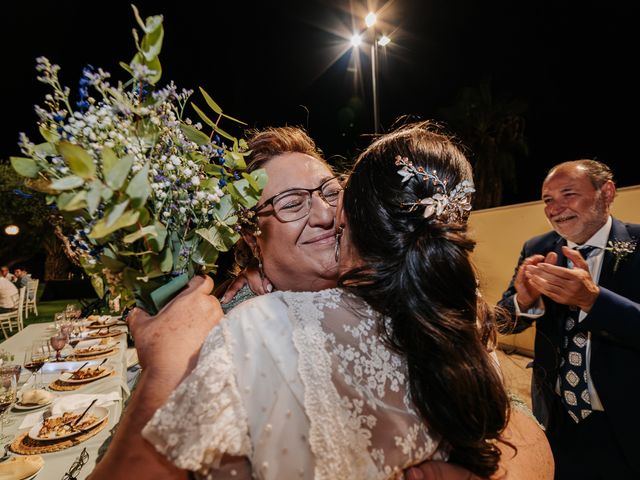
[[469, 185, 640, 356]]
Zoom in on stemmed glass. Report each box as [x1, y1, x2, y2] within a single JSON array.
[[0, 365, 22, 427], [50, 331, 68, 362], [23, 341, 48, 389], [0, 370, 17, 442]]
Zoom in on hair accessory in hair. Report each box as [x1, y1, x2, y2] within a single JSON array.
[[395, 155, 475, 222]]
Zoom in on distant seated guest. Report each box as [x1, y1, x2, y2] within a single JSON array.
[[0, 266, 16, 283], [0, 276, 19, 313], [13, 267, 32, 289]]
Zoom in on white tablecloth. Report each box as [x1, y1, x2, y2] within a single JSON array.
[[0, 322, 132, 479]]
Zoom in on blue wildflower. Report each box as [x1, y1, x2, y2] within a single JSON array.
[[13, 189, 33, 199], [218, 179, 227, 187]]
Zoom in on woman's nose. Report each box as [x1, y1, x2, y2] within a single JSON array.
[[308, 192, 335, 227]]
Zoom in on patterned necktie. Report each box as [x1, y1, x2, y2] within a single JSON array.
[[559, 245, 598, 422]]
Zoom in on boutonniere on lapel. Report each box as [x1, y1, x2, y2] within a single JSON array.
[[605, 238, 637, 272]]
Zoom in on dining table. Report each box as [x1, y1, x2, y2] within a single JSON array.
[[0, 321, 136, 479]]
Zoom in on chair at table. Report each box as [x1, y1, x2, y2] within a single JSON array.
[[0, 288, 27, 339], [25, 278, 39, 318]]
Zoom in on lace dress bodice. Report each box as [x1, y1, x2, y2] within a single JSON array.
[[143, 289, 447, 479]]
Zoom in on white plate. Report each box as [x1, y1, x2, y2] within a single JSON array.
[[72, 342, 117, 357], [58, 365, 114, 384], [13, 396, 55, 411], [28, 406, 109, 441], [84, 327, 127, 339], [86, 316, 122, 329], [0, 456, 44, 479]]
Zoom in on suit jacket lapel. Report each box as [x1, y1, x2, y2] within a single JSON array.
[[599, 217, 631, 290]]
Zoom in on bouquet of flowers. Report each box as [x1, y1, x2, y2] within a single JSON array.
[[10, 6, 266, 314]]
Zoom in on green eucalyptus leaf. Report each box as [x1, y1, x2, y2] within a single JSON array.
[[198, 87, 247, 125], [198, 87, 223, 115], [251, 168, 268, 190], [140, 24, 164, 61], [87, 180, 103, 215], [57, 141, 96, 179], [119, 61, 133, 76], [148, 221, 167, 251], [159, 247, 173, 273], [195, 227, 237, 252], [229, 151, 247, 170], [190, 102, 217, 129], [180, 123, 210, 145], [125, 163, 151, 208], [123, 224, 159, 244], [104, 153, 134, 190], [101, 187, 113, 201], [58, 191, 87, 211], [38, 125, 59, 143], [227, 180, 251, 207], [49, 175, 85, 191], [10, 157, 39, 178], [88, 209, 140, 239], [131, 52, 162, 84], [211, 194, 234, 220], [106, 200, 131, 229], [192, 238, 220, 267], [34, 142, 57, 156], [90, 274, 105, 299], [102, 147, 118, 176], [99, 253, 126, 272]]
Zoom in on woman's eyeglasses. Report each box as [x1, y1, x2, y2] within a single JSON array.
[[61, 447, 88, 480], [254, 177, 343, 223]]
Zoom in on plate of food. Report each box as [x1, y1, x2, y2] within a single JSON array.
[[0, 454, 44, 479], [27, 406, 109, 441], [58, 365, 114, 384], [85, 326, 127, 339], [13, 389, 56, 411], [72, 339, 117, 357], [85, 315, 122, 329]]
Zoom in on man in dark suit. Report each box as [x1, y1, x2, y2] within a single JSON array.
[[499, 159, 640, 479]]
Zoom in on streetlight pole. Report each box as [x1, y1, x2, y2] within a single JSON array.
[[351, 12, 390, 135], [370, 26, 380, 134], [365, 12, 380, 134]]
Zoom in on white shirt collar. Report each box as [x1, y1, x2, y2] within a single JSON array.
[[566, 215, 612, 250]]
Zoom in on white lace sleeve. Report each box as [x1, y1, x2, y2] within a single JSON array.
[[142, 321, 251, 474]]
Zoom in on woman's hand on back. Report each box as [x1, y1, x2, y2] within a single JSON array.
[[221, 265, 273, 303]]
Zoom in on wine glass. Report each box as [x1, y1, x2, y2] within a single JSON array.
[[0, 365, 20, 427], [50, 332, 68, 362], [0, 370, 17, 442], [23, 341, 48, 389]]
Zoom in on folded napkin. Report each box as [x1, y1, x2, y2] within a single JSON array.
[[51, 392, 121, 415], [0, 455, 43, 480], [18, 392, 121, 429]]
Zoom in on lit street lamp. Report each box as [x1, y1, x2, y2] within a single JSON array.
[[4, 225, 19, 236], [350, 11, 391, 134]]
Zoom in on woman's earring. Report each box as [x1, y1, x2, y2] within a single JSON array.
[[334, 226, 344, 262], [252, 247, 265, 280]]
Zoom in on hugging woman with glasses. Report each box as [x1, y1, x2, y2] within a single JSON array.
[[217, 126, 342, 309], [91, 122, 552, 480]]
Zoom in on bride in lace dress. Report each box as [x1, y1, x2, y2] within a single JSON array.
[[131, 121, 509, 480]]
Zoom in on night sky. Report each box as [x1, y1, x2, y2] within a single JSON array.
[[2, 0, 638, 206]]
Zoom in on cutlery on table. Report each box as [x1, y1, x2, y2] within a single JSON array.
[[72, 398, 98, 428], [70, 362, 89, 377]]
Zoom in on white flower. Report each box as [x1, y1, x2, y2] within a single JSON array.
[[191, 176, 200, 186]]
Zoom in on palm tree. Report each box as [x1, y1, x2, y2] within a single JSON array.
[[439, 78, 529, 208]]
